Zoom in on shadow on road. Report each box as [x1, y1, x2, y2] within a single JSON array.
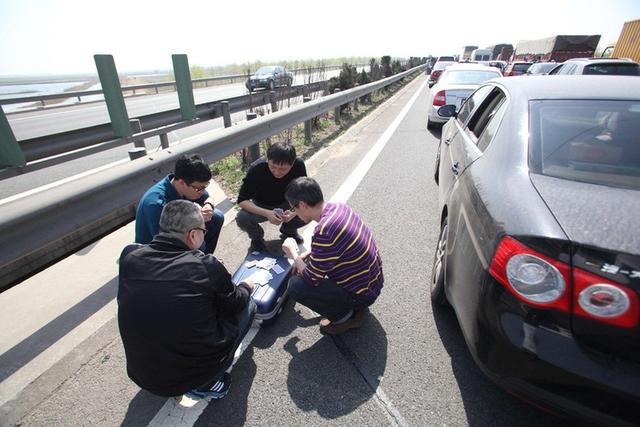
[[284, 312, 387, 419], [121, 389, 167, 427], [431, 303, 569, 427]]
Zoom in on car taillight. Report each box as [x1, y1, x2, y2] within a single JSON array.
[[490, 237, 570, 310], [430, 70, 441, 80], [433, 90, 447, 106], [490, 237, 639, 327], [573, 269, 639, 328], [504, 70, 513, 76]]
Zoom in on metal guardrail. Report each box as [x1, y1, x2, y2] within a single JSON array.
[[0, 65, 359, 107], [17, 81, 328, 164], [0, 64, 425, 290]]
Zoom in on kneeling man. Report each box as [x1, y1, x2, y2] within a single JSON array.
[[118, 200, 255, 399]]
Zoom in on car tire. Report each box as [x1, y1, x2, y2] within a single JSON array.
[[434, 144, 440, 185], [427, 117, 435, 130], [268, 80, 275, 91], [431, 218, 448, 305]]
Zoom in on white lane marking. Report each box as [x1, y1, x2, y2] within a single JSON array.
[[0, 158, 129, 206], [145, 78, 427, 427]]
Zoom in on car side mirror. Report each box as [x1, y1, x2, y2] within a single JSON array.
[[438, 105, 457, 118]]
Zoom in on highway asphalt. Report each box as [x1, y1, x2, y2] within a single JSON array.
[[0, 74, 567, 426]]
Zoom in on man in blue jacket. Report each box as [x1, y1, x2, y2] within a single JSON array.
[[135, 154, 224, 254]]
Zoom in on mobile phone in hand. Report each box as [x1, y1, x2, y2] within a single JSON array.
[[273, 208, 284, 217]]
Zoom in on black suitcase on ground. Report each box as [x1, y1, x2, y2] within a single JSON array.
[[231, 251, 292, 325]]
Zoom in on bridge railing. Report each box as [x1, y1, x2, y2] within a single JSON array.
[[0, 64, 425, 290]]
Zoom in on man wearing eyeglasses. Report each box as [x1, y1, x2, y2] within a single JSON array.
[[135, 154, 224, 254], [119, 200, 256, 399]]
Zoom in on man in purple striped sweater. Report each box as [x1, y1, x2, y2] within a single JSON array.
[[283, 177, 384, 335]]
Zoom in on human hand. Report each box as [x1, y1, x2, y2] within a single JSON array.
[[242, 278, 255, 291], [200, 203, 214, 222], [281, 210, 296, 223], [293, 257, 306, 276], [267, 209, 283, 225], [282, 237, 299, 259]]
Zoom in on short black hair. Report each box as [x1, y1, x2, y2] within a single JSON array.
[[285, 177, 324, 208], [266, 142, 296, 165], [174, 154, 212, 184]]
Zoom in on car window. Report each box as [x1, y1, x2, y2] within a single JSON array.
[[529, 100, 640, 190], [466, 89, 507, 142], [583, 63, 640, 76], [442, 70, 501, 85], [476, 96, 508, 151], [514, 63, 532, 73], [558, 64, 577, 75], [456, 86, 493, 125], [548, 64, 563, 75]]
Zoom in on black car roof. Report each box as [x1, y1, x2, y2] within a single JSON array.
[[490, 76, 640, 100]]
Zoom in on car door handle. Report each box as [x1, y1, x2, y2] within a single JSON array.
[[444, 138, 451, 145], [451, 162, 460, 175]]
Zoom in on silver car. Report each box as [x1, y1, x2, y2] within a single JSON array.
[[427, 64, 502, 129]]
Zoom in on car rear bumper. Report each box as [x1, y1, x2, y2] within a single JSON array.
[[459, 280, 640, 426]]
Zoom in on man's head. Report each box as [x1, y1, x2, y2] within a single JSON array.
[[266, 142, 296, 179], [159, 200, 206, 250], [172, 154, 212, 200], [285, 177, 324, 223]]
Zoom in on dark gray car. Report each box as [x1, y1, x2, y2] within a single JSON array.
[[246, 66, 293, 92], [432, 75, 640, 426]]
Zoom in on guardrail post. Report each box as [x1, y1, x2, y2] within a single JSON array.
[[172, 54, 197, 121], [303, 97, 312, 144], [221, 101, 232, 128], [245, 112, 260, 165], [128, 147, 147, 160], [353, 83, 359, 111], [94, 55, 132, 138], [0, 108, 26, 168], [160, 133, 170, 149], [269, 91, 278, 113], [333, 88, 341, 124]]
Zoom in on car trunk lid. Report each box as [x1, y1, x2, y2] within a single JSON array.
[[530, 173, 640, 359]]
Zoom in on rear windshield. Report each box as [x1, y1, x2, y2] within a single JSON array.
[[530, 100, 640, 190], [528, 63, 557, 74], [583, 63, 640, 76], [442, 70, 501, 85], [513, 63, 532, 72]]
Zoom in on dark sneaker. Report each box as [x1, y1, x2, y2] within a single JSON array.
[[280, 233, 304, 244], [185, 373, 231, 400], [320, 309, 366, 335], [250, 238, 267, 252]]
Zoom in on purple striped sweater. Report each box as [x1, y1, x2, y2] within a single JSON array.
[[302, 202, 384, 302]]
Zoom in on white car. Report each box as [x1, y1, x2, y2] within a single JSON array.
[[427, 64, 502, 129]]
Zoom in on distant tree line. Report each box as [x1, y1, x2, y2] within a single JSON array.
[[328, 56, 427, 94]]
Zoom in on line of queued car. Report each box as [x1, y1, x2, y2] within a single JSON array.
[[426, 54, 640, 426]]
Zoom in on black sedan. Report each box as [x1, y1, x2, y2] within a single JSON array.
[[431, 76, 640, 426], [246, 65, 293, 92]]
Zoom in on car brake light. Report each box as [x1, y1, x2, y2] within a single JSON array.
[[490, 237, 640, 327], [573, 269, 639, 328], [490, 237, 569, 310], [430, 70, 441, 80], [433, 90, 447, 106]]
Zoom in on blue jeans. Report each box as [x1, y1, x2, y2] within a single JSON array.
[[197, 299, 256, 389], [201, 208, 224, 254], [288, 276, 370, 322]]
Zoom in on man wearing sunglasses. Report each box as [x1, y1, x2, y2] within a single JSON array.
[[135, 154, 224, 254], [119, 200, 256, 399]]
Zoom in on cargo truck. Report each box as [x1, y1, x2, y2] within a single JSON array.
[[612, 19, 640, 62], [512, 35, 601, 62]]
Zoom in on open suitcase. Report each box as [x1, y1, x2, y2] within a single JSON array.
[[231, 251, 292, 325]]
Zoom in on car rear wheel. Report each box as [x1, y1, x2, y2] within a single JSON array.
[[431, 218, 448, 305], [427, 117, 435, 130]]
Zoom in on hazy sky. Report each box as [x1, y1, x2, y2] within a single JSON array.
[[1, 0, 639, 76]]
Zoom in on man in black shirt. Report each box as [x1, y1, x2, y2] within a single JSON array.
[[118, 200, 256, 399], [236, 142, 307, 251]]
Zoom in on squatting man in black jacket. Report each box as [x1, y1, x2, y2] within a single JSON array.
[[118, 200, 256, 400]]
